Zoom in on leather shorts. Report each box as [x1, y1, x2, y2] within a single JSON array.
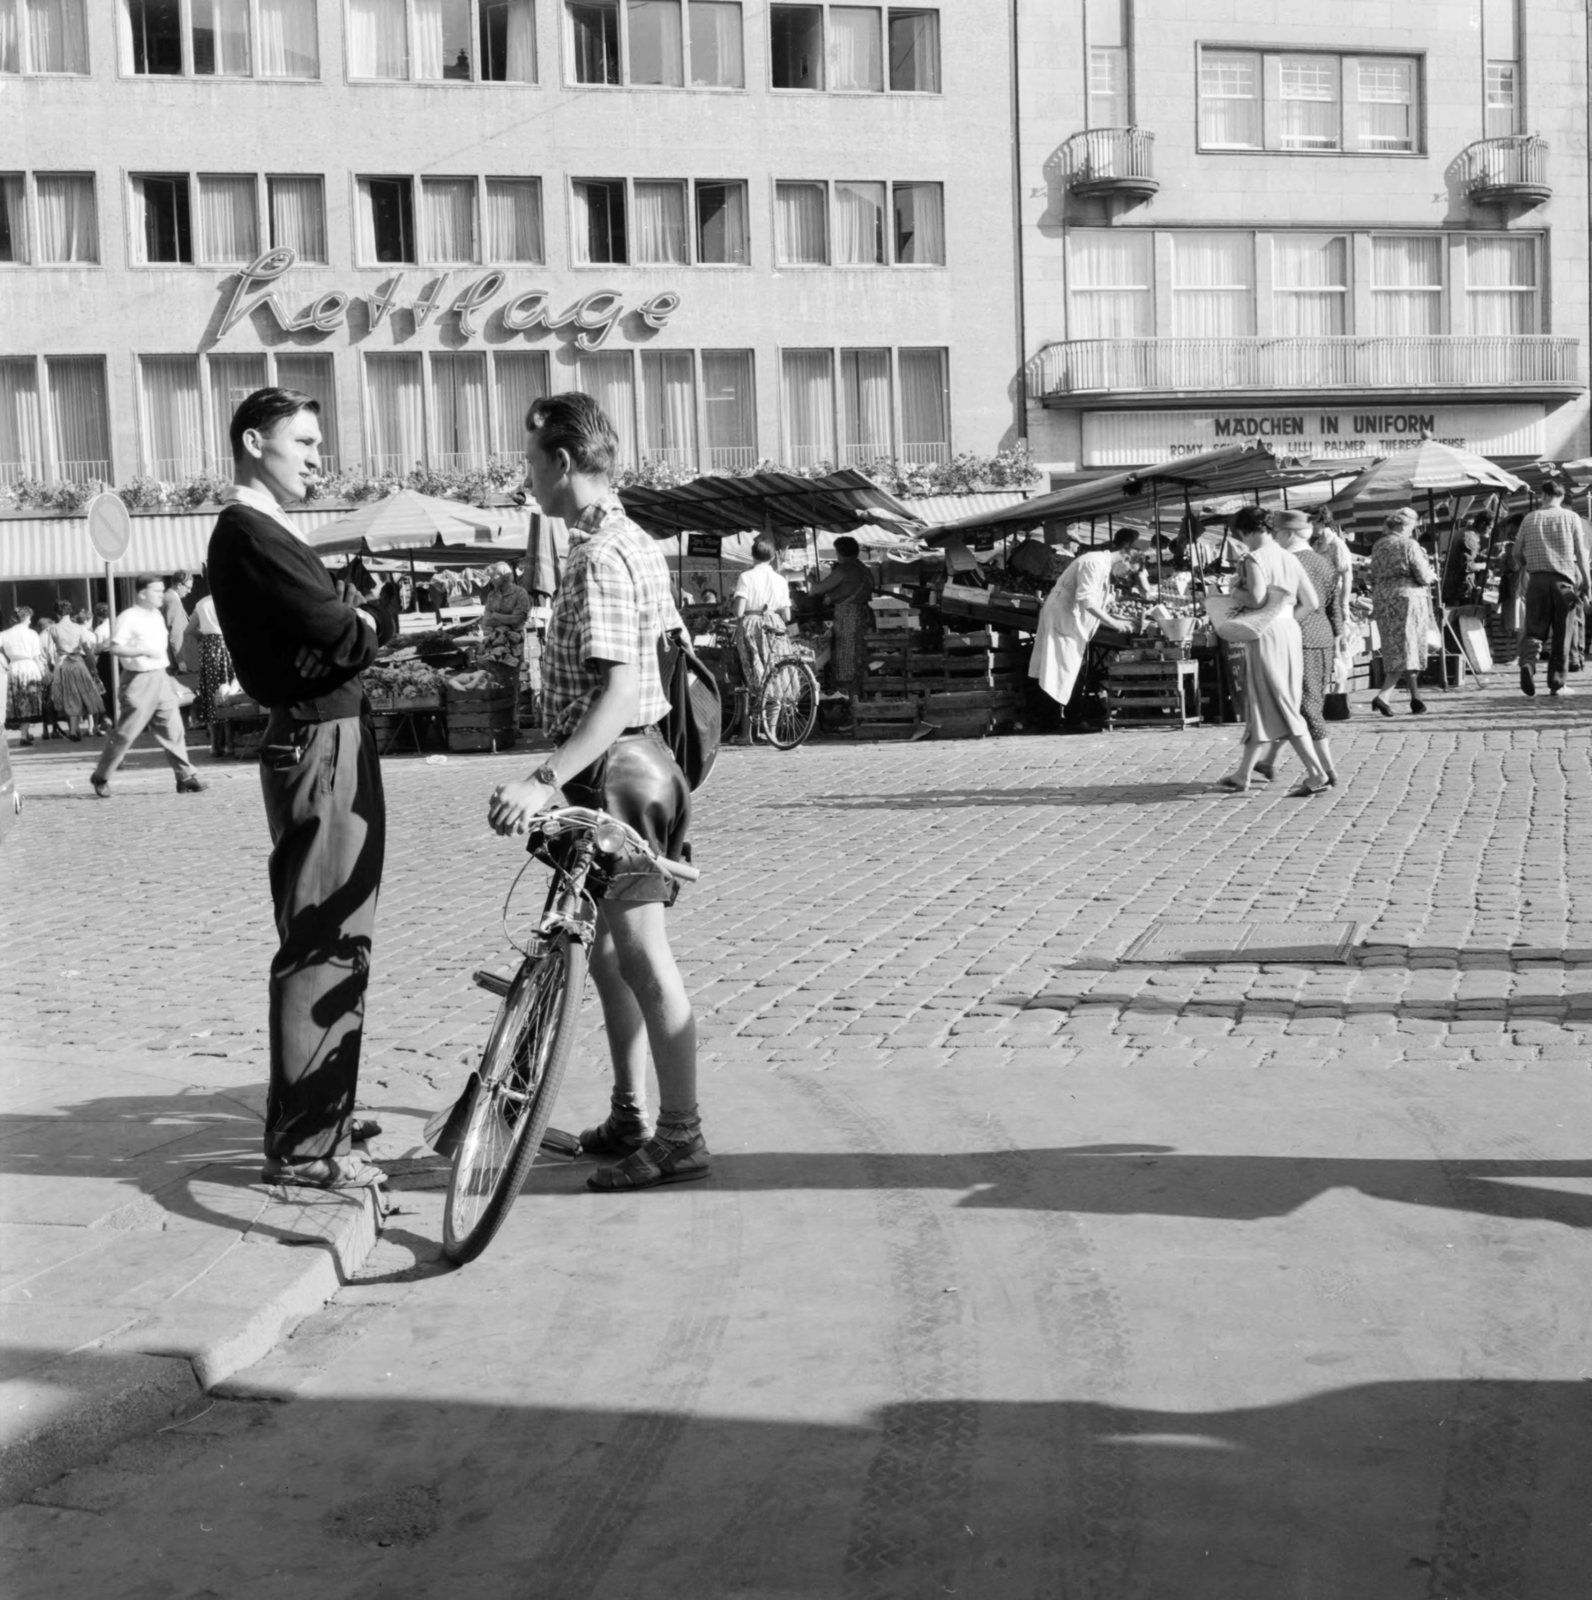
[[560, 726, 691, 906]]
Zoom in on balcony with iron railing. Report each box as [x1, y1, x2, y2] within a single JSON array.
[[1055, 128, 1158, 203], [1459, 135, 1550, 206], [705, 444, 760, 472], [1033, 335, 1582, 405]]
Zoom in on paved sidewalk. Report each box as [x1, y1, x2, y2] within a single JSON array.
[[2, 677, 1590, 1521]]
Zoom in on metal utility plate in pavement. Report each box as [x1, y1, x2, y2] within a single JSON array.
[[1121, 921, 1361, 964]]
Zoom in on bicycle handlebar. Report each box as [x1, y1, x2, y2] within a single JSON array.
[[533, 806, 701, 883]]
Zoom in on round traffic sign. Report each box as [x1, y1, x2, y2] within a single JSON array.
[[86, 492, 132, 563]]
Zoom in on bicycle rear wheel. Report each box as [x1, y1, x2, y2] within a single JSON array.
[[758, 658, 819, 749], [443, 931, 586, 1265]]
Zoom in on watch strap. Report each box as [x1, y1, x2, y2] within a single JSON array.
[[532, 763, 559, 787]]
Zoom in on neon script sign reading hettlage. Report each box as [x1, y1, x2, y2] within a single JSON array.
[[218, 248, 681, 349]]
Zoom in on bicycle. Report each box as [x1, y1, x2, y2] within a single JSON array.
[[714, 620, 821, 750], [441, 806, 699, 1265]]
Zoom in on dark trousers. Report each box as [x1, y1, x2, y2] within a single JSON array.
[[1520, 571, 1579, 691], [259, 713, 386, 1161]]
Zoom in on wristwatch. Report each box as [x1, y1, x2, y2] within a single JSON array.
[[531, 763, 559, 788]]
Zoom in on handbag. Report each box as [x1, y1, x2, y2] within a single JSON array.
[[173, 682, 196, 709], [1323, 691, 1352, 722], [656, 628, 721, 791], [1204, 592, 1289, 645]]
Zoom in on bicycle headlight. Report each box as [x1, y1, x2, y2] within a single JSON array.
[[593, 821, 628, 856], [541, 818, 563, 838]]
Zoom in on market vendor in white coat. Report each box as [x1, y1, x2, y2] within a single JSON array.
[[1029, 525, 1144, 709]]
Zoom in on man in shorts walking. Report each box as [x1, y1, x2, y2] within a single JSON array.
[[486, 392, 706, 1193]]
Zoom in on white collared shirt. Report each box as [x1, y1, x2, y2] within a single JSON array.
[[110, 605, 171, 672], [223, 482, 305, 542]]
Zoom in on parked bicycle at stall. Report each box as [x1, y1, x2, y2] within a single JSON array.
[[713, 619, 821, 749]]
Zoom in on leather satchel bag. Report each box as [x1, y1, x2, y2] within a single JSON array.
[[1204, 592, 1290, 645], [656, 628, 721, 791]]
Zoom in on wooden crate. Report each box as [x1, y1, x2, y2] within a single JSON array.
[[1106, 659, 1201, 731], [446, 694, 516, 752]]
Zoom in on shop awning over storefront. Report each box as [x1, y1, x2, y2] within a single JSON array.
[[619, 468, 920, 540]]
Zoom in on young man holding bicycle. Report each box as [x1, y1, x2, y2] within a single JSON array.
[[486, 393, 706, 1193]]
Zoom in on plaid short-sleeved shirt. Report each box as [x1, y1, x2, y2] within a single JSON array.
[[541, 494, 680, 743], [1514, 507, 1589, 582]]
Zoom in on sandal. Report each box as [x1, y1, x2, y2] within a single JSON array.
[[586, 1134, 710, 1192], [1216, 775, 1250, 793], [1287, 779, 1330, 798], [260, 1153, 388, 1191], [1251, 767, 1274, 785], [351, 1117, 382, 1143], [579, 1109, 652, 1157]]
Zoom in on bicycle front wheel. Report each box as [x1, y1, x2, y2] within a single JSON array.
[[443, 931, 586, 1265], [758, 658, 819, 749]]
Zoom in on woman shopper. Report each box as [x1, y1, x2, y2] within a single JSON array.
[[44, 601, 102, 741], [0, 608, 46, 745], [1217, 507, 1330, 798], [1369, 507, 1437, 716], [807, 535, 874, 700], [731, 536, 792, 685], [185, 590, 232, 726]]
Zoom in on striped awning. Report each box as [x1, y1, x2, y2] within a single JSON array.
[[620, 468, 919, 540], [898, 491, 1038, 524]]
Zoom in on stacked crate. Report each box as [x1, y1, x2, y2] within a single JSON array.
[[1105, 648, 1201, 731], [852, 625, 1026, 740], [445, 681, 517, 752]]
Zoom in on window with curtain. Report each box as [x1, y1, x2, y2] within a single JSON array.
[[1278, 56, 1339, 150], [197, 174, 259, 264], [898, 347, 947, 462], [275, 352, 337, 466], [838, 349, 890, 463], [421, 177, 477, 262], [1198, 50, 1261, 149], [492, 351, 550, 457], [431, 352, 489, 466], [349, 0, 408, 76], [695, 181, 747, 264], [0, 360, 43, 478], [891, 182, 942, 264], [1271, 234, 1347, 335], [1088, 46, 1126, 127], [567, 0, 618, 82], [365, 353, 425, 472], [3, 0, 88, 71], [0, 174, 25, 262], [780, 349, 833, 467], [1351, 58, 1415, 152], [1066, 230, 1152, 338], [1466, 236, 1537, 335], [828, 6, 879, 90], [834, 180, 884, 265], [775, 182, 826, 264], [571, 179, 626, 264], [689, 0, 740, 86], [575, 352, 636, 464], [413, 0, 472, 78], [1370, 235, 1443, 335], [357, 176, 415, 263], [192, 0, 251, 74], [634, 180, 686, 264], [1170, 232, 1254, 337], [769, 3, 820, 88], [259, 0, 318, 75], [268, 175, 326, 262], [640, 351, 695, 467], [480, 0, 534, 79], [139, 356, 206, 478], [702, 349, 755, 468], [45, 356, 111, 478], [485, 179, 543, 262], [1485, 61, 1518, 139], [131, 175, 192, 264], [126, 0, 183, 73], [628, 0, 681, 83], [886, 8, 936, 91], [207, 353, 266, 467]]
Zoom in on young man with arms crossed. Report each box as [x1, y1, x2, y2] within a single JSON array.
[[486, 393, 706, 1192], [207, 389, 397, 1191]]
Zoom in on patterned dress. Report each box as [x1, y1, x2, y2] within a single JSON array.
[[45, 620, 102, 724], [0, 622, 45, 725], [1290, 545, 1343, 740], [1369, 533, 1435, 681]]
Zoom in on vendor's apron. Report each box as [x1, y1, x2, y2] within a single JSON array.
[[1029, 591, 1097, 706]]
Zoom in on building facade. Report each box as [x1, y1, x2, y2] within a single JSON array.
[[1017, 0, 1590, 476], [0, 0, 1020, 492]]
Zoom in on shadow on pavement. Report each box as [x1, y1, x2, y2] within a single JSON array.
[[14, 1367, 1591, 1599], [770, 782, 1212, 810]]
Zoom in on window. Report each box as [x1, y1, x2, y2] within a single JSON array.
[[781, 349, 833, 466], [431, 353, 489, 468], [1170, 232, 1253, 336], [1370, 235, 1443, 335], [350, 0, 532, 81], [139, 356, 206, 478], [493, 351, 550, 459], [275, 353, 338, 468], [567, 0, 737, 86], [571, 178, 626, 264], [828, 6, 879, 90], [365, 352, 424, 473], [575, 352, 636, 464], [485, 178, 543, 262], [1197, 48, 1420, 154], [769, 4, 820, 87], [0, 360, 42, 479], [631, 180, 685, 264], [1271, 235, 1347, 335], [702, 349, 755, 469], [1485, 61, 1519, 139], [834, 180, 884, 265], [1, 0, 89, 72], [695, 181, 747, 264], [131, 175, 193, 264], [775, 182, 827, 265], [420, 177, 478, 263], [46, 357, 112, 480], [1466, 236, 1537, 335], [34, 175, 97, 263], [357, 176, 415, 264], [268, 175, 326, 262], [207, 353, 266, 468], [1088, 46, 1126, 127], [899, 347, 948, 463], [886, 8, 936, 91], [1066, 230, 1152, 338], [197, 173, 259, 264], [0, 175, 24, 263], [640, 350, 696, 467], [838, 348, 889, 463], [891, 182, 942, 264], [122, 0, 318, 77]]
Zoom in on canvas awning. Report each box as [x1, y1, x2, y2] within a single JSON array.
[[619, 468, 920, 540], [303, 490, 533, 562]]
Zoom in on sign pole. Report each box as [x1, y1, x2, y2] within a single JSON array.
[[105, 561, 120, 705]]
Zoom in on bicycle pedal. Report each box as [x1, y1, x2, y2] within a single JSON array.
[[540, 1127, 581, 1160], [472, 967, 514, 997]]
